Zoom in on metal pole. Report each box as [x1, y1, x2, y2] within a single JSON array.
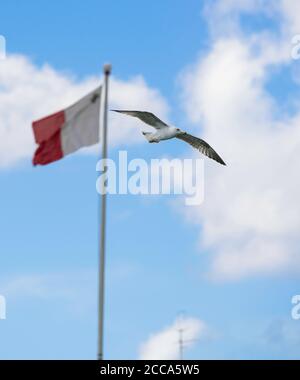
[[98, 63, 111, 360]]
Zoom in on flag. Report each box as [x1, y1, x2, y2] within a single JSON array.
[[32, 86, 102, 165]]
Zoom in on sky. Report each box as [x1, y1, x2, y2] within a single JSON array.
[[1, 0, 300, 359]]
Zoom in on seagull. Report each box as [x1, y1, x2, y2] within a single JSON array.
[[112, 110, 226, 166]]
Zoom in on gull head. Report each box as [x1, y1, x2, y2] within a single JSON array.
[[174, 127, 185, 136]]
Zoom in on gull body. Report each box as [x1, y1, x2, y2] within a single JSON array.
[[143, 126, 183, 142], [112, 110, 226, 166]]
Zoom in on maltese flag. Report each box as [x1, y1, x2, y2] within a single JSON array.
[[32, 86, 102, 166]]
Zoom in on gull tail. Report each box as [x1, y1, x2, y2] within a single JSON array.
[[142, 131, 153, 142]]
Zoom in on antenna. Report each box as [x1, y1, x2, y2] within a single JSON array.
[[176, 312, 199, 360], [178, 326, 184, 360]]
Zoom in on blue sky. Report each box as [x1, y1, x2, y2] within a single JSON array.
[[1, 0, 207, 97], [1, 0, 300, 359]]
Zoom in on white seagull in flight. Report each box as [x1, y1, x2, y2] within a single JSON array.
[[112, 110, 226, 166]]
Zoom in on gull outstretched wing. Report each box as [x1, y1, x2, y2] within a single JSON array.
[[111, 110, 169, 129], [177, 133, 226, 165]]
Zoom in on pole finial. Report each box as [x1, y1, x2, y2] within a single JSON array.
[[103, 63, 112, 75]]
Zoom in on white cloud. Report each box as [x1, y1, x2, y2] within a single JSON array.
[[178, 1, 300, 280], [261, 318, 300, 358], [203, 0, 278, 38], [0, 270, 97, 318], [139, 316, 207, 360], [0, 55, 168, 168], [0, 263, 139, 318], [203, 0, 300, 40], [109, 76, 169, 148], [280, 0, 300, 36]]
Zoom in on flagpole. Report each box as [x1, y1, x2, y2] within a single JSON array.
[[98, 63, 111, 360]]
